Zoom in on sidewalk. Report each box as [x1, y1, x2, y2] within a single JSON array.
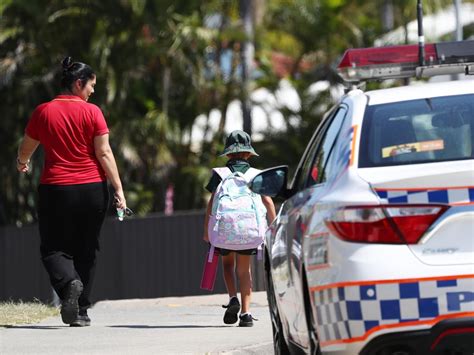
[[0, 292, 273, 355]]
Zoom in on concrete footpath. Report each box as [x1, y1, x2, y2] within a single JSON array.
[[0, 292, 273, 355]]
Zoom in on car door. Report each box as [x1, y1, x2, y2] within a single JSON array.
[[274, 105, 348, 348], [271, 125, 325, 302]]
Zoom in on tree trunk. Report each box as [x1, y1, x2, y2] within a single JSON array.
[[382, 0, 394, 31], [240, 0, 254, 135], [162, 66, 171, 115]]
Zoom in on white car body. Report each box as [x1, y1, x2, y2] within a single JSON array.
[[257, 78, 474, 355]]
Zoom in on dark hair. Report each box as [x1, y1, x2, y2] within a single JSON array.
[[61, 56, 95, 91]]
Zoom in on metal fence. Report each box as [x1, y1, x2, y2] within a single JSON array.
[[0, 210, 265, 304]]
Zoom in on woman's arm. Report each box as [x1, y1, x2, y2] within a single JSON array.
[[94, 134, 126, 209], [203, 193, 214, 242], [17, 134, 40, 173], [262, 195, 276, 225]]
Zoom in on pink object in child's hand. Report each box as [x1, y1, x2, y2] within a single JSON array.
[[200, 248, 219, 291]]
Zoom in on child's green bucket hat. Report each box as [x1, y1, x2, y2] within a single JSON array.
[[219, 130, 259, 157]]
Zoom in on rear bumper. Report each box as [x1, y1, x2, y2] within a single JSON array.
[[360, 317, 474, 355]]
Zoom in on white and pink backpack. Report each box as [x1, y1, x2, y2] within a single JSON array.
[[208, 167, 267, 258]]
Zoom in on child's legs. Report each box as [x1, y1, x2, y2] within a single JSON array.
[[221, 253, 237, 297], [236, 254, 252, 313]]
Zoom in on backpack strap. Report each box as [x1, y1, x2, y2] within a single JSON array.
[[213, 167, 261, 184], [243, 168, 262, 182], [212, 167, 233, 180]]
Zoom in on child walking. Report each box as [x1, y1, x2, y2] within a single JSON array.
[[204, 130, 276, 327]]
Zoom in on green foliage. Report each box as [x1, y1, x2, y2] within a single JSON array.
[[0, 0, 464, 226]]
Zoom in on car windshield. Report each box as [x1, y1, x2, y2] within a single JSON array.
[[359, 93, 474, 167]]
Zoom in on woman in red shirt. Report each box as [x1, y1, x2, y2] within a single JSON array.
[[17, 57, 126, 327]]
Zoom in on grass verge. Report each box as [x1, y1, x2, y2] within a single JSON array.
[[0, 300, 58, 327]]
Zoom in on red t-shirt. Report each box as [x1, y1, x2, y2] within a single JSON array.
[[25, 95, 109, 185]]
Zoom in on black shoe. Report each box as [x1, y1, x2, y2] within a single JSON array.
[[70, 309, 91, 327], [222, 297, 240, 324], [238, 313, 257, 327], [60, 280, 83, 325]]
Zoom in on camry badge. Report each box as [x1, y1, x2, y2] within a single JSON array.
[[422, 248, 458, 255]]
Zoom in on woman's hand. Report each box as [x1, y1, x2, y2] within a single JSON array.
[[114, 189, 126, 210], [16, 159, 30, 173]]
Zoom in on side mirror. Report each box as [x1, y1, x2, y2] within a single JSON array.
[[248, 165, 289, 198]]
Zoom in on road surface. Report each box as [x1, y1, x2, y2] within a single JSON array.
[[0, 292, 273, 354]]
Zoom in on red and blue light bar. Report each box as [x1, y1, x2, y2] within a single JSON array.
[[337, 40, 474, 82]]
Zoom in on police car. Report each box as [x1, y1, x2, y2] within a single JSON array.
[[249, 40, 474, 355]]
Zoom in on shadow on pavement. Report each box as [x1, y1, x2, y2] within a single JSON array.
[[109, 325, 228, 329], [3, 325, 63, 330]]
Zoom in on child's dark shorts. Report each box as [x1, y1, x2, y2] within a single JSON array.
[[217, 248, 257, 256]]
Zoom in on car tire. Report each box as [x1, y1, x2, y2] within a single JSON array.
[[265, 251, 290, 355], [302, 268, 322, 355]]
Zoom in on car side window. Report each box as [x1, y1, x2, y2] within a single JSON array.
[[307, 106, 347, 186], [292, 111, 335, 192]]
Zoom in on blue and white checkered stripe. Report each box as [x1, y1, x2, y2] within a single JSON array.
[[313, 277, 474, 343], [376, 187, 474, 205]]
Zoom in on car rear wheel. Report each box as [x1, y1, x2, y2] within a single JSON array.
[[265, 252, 290, 355]]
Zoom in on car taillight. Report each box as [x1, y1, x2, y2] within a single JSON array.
[[325, 205, 448, 244]]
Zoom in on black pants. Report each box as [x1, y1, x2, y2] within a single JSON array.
[[38, 182, 109, 309]]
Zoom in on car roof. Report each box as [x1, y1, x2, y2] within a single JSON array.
[[363, 79, 474, 106]]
